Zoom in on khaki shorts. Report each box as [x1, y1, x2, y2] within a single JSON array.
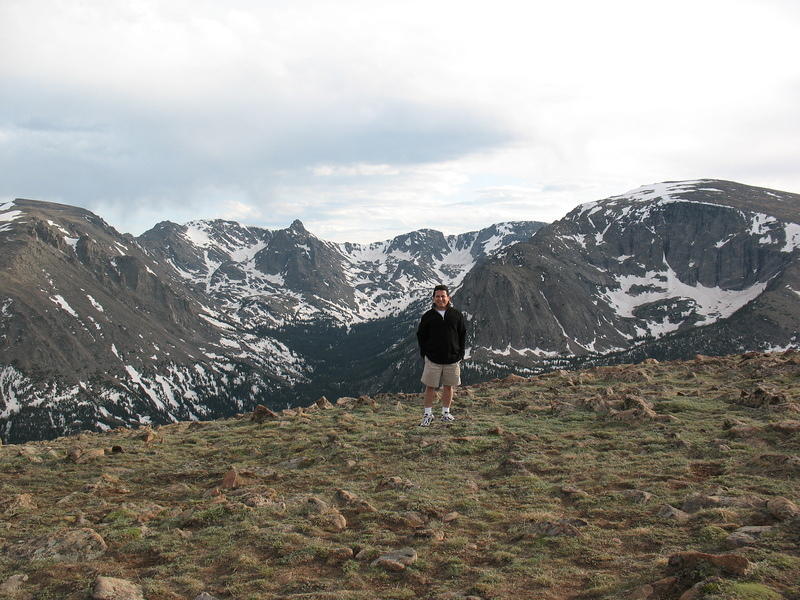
[[421, 357, 461, 388]]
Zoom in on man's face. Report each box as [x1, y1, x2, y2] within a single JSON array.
[[433, 290, 449, 309]]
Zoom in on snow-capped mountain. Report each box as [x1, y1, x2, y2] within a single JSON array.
[[3, 179, 799, 442], [0, 199, 541, 442], [138, 218, 540, 327], [455, 180, 800, 375]]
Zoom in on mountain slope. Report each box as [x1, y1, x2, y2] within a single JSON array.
[[455, 180, 800, 375]]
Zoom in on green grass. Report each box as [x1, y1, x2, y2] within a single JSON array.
[[1, 351, 799, 599]]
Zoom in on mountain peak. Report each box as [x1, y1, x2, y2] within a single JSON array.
[[289, 219, 307, 233]]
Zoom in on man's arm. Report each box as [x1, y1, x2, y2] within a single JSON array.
[[457, 312, 466, 361], [416, 314, 428, 358]]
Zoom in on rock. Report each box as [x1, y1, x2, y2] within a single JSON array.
[[334, 489, 359, 504], [766, 497, 800, 521], [726, 525, 775, 547], [561, 486, 589, 499], [356, 395, 377, 407], [221, 468, 242, 490], [622, 490, 653, 504], [371, 547, 418, 571], [500, 373, 527, 383], [527, 520, 583, 537], [737, 385, 788, 408], [92, 576, 145, 600], [771, 420, 800, 433], [16, 446, 42, 463], [682, 494, 720, 513], [725, 531, 756, 548], [667, 551, 749, 576], [140, 428, 156, 443], [376, 476, 416, 491], [727, 424, 762, 438], [336, 489, 378, 513], [629, 576, 678, 600], [72, 448, 106, 463], [497, 458, 532, 476], [16, 528, 107, 562], [442, 511, 460, 523], [251, 405, 279, 423], [276, 456, 314, 469], [0, 574, 28, 595], [323, 510, 347, 532], [398, 511, 426, 529], [336, 396, 357, 406], [316, 396, 334, 409], [657, 504, 690, 523], [329, 547, 354, 563], [678, 577, 724, 600], [735, 525, 775, 538], [2, 493, 36, 515], [303, 496, 329, 514]]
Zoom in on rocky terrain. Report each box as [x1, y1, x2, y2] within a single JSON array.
[[1, 351, 798, 599]]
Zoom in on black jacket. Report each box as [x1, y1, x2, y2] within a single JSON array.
[[416, 305, 467, 365]]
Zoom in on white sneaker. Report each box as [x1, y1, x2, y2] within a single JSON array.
[[440, 412, 455, 423], [420, 414, 434, 427]]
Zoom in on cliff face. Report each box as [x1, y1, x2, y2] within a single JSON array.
[[457, 180, 800, 373]]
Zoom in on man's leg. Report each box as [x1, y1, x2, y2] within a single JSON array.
[[424, 386, 437, 408], [441, 385, 453, 408]]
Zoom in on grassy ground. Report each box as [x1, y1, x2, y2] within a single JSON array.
[[1, 351, 798, 599]]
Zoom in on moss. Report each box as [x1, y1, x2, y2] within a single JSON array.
[[702, 581, 782, 600]]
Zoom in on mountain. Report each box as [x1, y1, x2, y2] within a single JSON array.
[[454, 180, 800, 377], [3, 178, 800, 443], [3, 351, 799, 599], [0, 199, 541, 442]]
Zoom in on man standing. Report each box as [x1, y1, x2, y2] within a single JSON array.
[[416, 284, 467, 426]]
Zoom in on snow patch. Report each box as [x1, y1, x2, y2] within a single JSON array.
[[49, 295, 79, 318]]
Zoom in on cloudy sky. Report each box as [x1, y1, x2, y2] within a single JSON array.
[[1, 0, 798, 243]]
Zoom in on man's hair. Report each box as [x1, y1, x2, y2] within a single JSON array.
[[432, 284, 449, 296]]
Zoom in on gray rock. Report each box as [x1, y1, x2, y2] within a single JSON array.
[[16, 528, 107, 562], [657, 504, 690, 523], [371, 547, 418, 571], [0, 574, 29, 595], [92, 576, 144, 600]]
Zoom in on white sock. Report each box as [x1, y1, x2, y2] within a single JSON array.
[[424, 407, 433, 416], [442, 407, 450, 415]]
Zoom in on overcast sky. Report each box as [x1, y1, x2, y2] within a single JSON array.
[[1, 1, 798, 243]]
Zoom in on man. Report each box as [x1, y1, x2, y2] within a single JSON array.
[[416, 284, 467, 426]]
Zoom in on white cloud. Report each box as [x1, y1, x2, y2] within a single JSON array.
[[0, 0, 798, 242]]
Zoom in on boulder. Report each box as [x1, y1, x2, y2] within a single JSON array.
[[0, 574, 29, 595], [316, 396, 334, 409], [657, 505, 690, 523], [766, 497, 800, 521], [92, 576, 145, 600], [667, 551, 749, 576], [371, 547, 418, 571], [251, 405, 279, 423], [2, 493, 36, 515], [622, 490, 653, 504], [17, 528, 107, 562]]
